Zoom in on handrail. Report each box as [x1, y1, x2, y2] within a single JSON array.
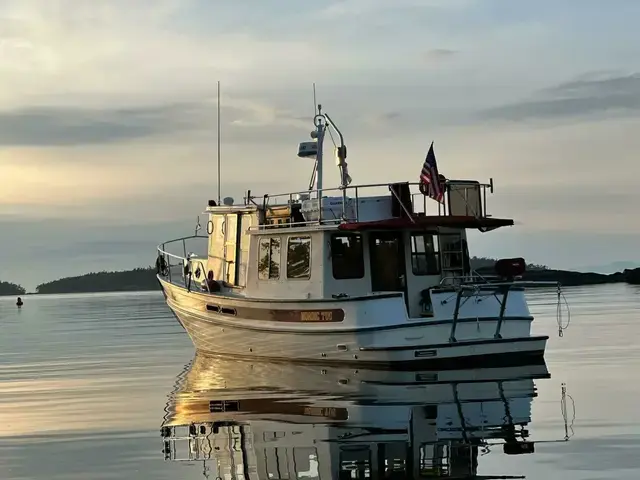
[[250, 218, 343, 231], [255, 181, 416, 199], [439, 271, 560, 289], [156, 235, 210, 292], [235, 178, 496, 228], [250, 179, 493, 204], [157, 234, 208, 251]]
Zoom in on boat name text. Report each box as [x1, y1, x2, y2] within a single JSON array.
[[300, 310, 334, 322]]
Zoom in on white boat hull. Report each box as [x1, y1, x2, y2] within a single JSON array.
[[160, 278, 547, 368]]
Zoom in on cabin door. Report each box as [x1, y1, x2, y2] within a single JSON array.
[[223, 213, 240, 285], [369, 232, 407, 299]]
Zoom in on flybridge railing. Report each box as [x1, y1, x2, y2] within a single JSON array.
[[245, 179, 494, 230]]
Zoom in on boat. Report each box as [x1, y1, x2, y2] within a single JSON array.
[[160, 354, 569, 479], [156, 101, 564, 368]]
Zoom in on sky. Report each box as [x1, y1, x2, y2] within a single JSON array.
[[1, 0, 640, 290]]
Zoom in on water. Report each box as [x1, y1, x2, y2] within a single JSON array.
[[0, 284, 639, 479]]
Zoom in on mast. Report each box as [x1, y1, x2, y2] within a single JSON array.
[[313, 105, 326, 201], [217, 80, 221, 205], [301, 96, 350, 214]]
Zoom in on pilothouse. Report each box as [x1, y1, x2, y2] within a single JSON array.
[[156, 100, 565, 367]]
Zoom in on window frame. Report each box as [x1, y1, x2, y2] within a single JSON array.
[[410, 232, 440, 276], [339, 445, 372, 480], [286, 235, 312, 280], [330, 233, 365, 280], [439, 232, 464, 271], [258, 236, 282, 280]]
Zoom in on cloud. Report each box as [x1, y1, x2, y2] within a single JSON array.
[[487, 185, 640, 234], [423, 48, 458, 62], [225, 98, 309, 130], [360, 111, 402, 128], [482, 73, 640, 122], [468, 227, 640, 273], [0, 0, 351, 111], [0, 103, 196, 146], [320, 0, 471, 17], [0, 93, 317, 146], [0, 216, 190, 289]]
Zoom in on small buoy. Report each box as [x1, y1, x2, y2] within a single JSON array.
[[16, 297, 23, 307]]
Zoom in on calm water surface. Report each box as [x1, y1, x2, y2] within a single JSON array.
[[1, 284, 639, 479]]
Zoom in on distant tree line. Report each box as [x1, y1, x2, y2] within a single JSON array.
[[35, 267, 160, 294], [470, 256, 549, 271], [0, 281, 26, 296]]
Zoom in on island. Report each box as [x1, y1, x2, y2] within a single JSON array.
[[35, 268, 159, 294], [474, 256, 640, 286], [626, 268, 640, 284], [21, 257, 640, 294], [0, 281, 26, 296]]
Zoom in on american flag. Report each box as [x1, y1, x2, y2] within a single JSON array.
[[419, 142, 444, 203]]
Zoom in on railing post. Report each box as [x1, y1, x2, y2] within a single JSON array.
[[452, 383, 470, 444], [494, 285, 511, 339], [355, 186, 359, 221], [449, 290, 463, 342], [483, 185, 487, 217]]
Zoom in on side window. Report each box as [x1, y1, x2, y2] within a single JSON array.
[[331, 233, 364, 279], [410, 233, 440, 275], [439, 233, 463, 271], [258, 237, 281, 280], [339, 446, 372, 480], [287, 236, 311, 279]]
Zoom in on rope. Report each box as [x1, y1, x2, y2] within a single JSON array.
[[556, 285, 571, 337], [560, 383, 576, 441]]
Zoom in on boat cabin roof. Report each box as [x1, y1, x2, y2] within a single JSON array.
[[337, 214, 513, 232]]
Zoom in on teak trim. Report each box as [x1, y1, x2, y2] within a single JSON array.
[[206, 304, 345, 323]]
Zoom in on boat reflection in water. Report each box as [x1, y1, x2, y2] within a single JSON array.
[[160, 354, 564, 479]]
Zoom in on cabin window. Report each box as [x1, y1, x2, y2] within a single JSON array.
[[439, 233, 467, 273], [331, 233, 365, 279], [264, 446, 292, 479], [410, 233, 440, 275], [339, 445, 372, 479], [258, 237, 281, 280], [287, 236, 311, 279], [293, 448, 320, 480]]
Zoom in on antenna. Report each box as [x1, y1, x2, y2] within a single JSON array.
[[312, 83, 318, 116], [217, 80, 221, 205]]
